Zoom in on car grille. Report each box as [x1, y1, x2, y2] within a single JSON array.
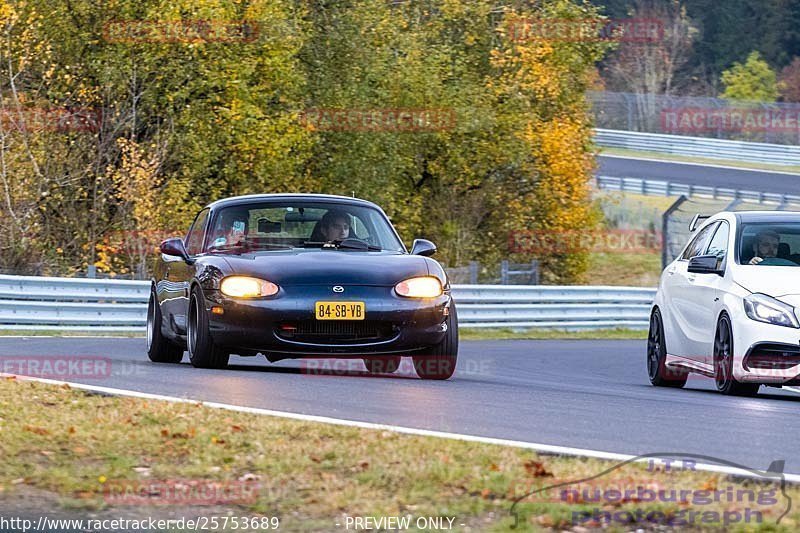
[[744, 343, 800, 371], [276, 321, 397, 344]]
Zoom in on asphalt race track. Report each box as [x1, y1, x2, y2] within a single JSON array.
[[598, 155, 800, 196], [3, 337, 800, 475]]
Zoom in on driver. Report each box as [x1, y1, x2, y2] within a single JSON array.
[[318, 209, 351, 242], [748, 230, 780, 265]]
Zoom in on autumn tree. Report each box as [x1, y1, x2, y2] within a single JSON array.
[[721, 51, 780, 102], [601, 0, 697, 130], [779, 57, 800, 102]]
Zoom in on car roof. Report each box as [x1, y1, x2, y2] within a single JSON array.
[[734, 211, 800, 224], [206, 193, 382, 211]]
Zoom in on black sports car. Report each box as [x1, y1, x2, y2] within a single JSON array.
[[147, 194, 458, 379]]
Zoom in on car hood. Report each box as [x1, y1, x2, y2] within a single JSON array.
[[734, 267, 800, 299], [220, 250, 430, 286]]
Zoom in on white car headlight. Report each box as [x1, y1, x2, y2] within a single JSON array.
[[743, 293, 799, 328]]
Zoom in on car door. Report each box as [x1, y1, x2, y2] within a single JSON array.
[[663, 222, 718, 358], [161, 208, 209, 336], [684, 221, 730, 365]]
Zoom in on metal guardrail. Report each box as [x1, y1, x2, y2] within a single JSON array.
[[0, 275, 655, 331], [595, 129, 800, 166], [596, 176, 800, 207]]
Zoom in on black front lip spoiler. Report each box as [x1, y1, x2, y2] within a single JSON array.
[[743, 342, 800, 371]]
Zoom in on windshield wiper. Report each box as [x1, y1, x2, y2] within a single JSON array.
[[209, 239, 293, 254], [302, 239, 382, 251]]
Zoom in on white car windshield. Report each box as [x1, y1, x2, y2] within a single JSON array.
[[739, 223, 800, 266]]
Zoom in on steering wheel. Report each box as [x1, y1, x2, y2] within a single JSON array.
[[757, 257, 797, 266]]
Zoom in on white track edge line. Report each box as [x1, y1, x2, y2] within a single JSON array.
[[4, 372, 800, 483], [598, 154, 800, 175]]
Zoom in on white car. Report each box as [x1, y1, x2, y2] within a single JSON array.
[[649, 211, 800, 396]]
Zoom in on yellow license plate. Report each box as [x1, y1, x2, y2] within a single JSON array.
[[315, 301, 366, 320]]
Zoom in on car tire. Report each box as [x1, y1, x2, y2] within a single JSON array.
[[147, 285, 184, 364], [413, 302, 458, 380], [714, 314, 759, 396], [187, 285, 229, 369], [647, 308, 686, 388], [363, 356, 401, 374]]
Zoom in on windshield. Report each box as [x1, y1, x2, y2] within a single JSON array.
[[739, 223, 800, 266], [204, 201, 404, 254]]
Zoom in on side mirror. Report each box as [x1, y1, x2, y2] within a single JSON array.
[[160, 238, 193, 264], [688, 254, 723, 276], [410, 238, 437, 257]]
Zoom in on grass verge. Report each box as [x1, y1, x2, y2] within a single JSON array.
[[460, 328, 647, 340], [0, 329, 144, 337], [586, 251, 662, 287], [1, 378, 797, 531]]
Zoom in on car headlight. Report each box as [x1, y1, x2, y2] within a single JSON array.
[[743, 293, 799, 328], [220, 276, 279, 298], [395, 276, 443, 298]]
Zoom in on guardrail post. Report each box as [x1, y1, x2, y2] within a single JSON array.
[[500, 260, 509, 285], [530, 260, 540, 285], [87, 265, 96, 279], [469, 261, 479, 284]]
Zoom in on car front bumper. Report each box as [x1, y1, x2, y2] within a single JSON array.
[[202, 285, 452, 356], [731, 306, 800, 383]]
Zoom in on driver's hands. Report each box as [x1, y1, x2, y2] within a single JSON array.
[[749, 256, 763, 265]]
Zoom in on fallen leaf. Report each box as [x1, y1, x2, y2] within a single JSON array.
[[23, 425, 50, 436], [700, 478, 717, 491], [523, 460, 552, 478]]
